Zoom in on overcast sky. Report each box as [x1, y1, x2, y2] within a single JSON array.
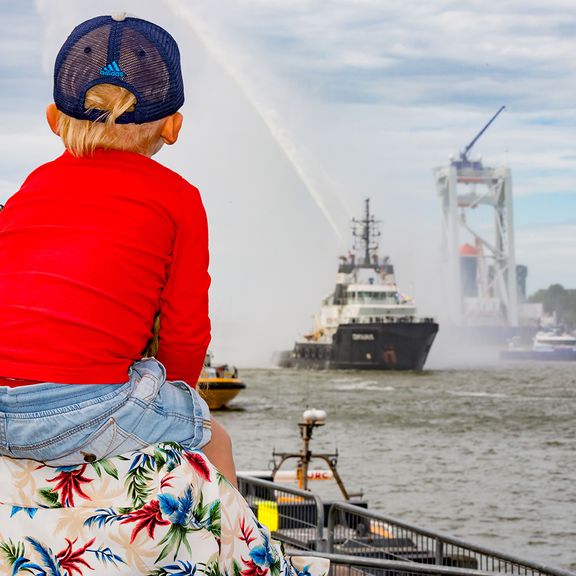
[[2, 0, 576, 365]]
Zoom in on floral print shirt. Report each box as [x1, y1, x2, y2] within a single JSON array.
[[0, 443, 329, 576]]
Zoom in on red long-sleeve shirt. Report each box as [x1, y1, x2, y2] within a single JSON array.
[[0, 149, 211, 385]]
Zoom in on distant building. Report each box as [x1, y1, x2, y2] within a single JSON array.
[[516, 265, 528, 302]]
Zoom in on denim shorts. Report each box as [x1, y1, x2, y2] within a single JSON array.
[[0, 358, 211, 467]]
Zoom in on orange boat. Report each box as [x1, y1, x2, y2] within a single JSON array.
[[197, 352, 246, 410]]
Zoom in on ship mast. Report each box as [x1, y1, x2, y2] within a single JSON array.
[[352, 198, 381, 266]]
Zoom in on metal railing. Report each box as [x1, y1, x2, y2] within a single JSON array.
[[290, 551, 547, 576], [237, 475, 575, 576], [327, 502, 573, 576], [238, 474, 326, 551]]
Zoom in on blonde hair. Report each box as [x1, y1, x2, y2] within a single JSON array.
[[57, 84, 165, 157]]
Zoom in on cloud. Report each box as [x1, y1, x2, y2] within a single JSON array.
[[2, 0, 576, 365], [0, 3, 43, 70]]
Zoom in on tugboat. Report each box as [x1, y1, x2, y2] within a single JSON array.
[[278, 199, 438, 371]]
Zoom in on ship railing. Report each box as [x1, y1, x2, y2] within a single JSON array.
[[348, 317, 437, 324], [237, 476, 575, 576], [326, 502, 574, 576]]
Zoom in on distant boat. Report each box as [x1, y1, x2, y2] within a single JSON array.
[[501, 328, 576, 361], [277, 199, 438, 371], [197, 352, 246, 409]]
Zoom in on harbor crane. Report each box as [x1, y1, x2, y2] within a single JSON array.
[[435, 107, 518, 330], [456, 105, 506, 167]]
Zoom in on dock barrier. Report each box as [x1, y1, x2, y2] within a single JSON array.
[[238, 474, 326, 551], [238, 475, 575, 576]]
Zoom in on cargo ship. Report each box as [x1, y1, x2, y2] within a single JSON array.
[[277, 199, 438, 371]]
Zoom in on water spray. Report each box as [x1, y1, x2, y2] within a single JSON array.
[[164, 0, 347, 242]]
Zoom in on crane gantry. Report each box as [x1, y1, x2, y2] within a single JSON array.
[[435, 107, 518, 329]]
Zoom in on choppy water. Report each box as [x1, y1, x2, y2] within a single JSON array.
[[215, 362, 576, 570]]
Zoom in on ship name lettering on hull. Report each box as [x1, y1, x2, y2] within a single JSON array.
[[352, 333, 375, 341]]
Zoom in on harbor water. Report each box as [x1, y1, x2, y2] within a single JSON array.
[[215, 362, 576, 570]]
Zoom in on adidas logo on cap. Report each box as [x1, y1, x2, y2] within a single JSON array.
[[99, 60, 125, 77]]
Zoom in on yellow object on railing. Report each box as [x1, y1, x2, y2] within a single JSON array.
[[257, 500, 279, 532]]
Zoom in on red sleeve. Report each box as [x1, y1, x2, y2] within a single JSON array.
[[156, 180, 211, 386]]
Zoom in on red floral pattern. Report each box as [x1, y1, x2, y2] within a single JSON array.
[[0, 445, 329, 576], [121, 499, 170, 543], [47, 465, 93, 506], [183, 450, 211, 480], [56, 537, 95, 576]]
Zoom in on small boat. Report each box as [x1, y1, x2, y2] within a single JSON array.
[[501, 328, 576, 361], [197, 352, 246, 409]]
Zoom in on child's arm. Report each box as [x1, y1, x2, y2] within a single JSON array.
[[202, 418, 237, 487], [156, 181, 211, 385]]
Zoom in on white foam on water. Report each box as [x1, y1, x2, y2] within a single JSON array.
[[334, 381, 395, 392], [447, 390, 508, 399], [330, 377, 363, 384]]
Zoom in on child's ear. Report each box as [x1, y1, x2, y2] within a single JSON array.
[[160, 112, 183, 145], [46, 103, 60, 135]]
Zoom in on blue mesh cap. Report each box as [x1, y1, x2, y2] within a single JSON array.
[[54, 14, 184, 124]]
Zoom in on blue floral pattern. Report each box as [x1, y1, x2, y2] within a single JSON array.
[[0, 443, 329, 576]]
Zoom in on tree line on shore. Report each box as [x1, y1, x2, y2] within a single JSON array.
[[529, 284, 576, 328]]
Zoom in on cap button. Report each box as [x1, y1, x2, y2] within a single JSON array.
[[82, 452, 98, 463], [111, 12, 127, 21]]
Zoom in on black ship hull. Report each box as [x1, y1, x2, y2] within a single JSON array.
[[278, 321, 439, 371]]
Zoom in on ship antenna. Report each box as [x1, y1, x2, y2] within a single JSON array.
[[352, 198, 381, 266]]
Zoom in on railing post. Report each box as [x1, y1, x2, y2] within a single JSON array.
[[326, 505, 335, 553], [314, 494, 327, 553], [436, 537, 444, 566]]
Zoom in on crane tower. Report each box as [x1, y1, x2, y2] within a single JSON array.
[[435, 106, 518, 329]]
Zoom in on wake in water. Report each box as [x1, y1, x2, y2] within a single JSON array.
[[334, 380, 395, 392], [447, 390, 508, 398]]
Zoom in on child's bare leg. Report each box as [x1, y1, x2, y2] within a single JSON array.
[[203, 418, 237, 487]]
